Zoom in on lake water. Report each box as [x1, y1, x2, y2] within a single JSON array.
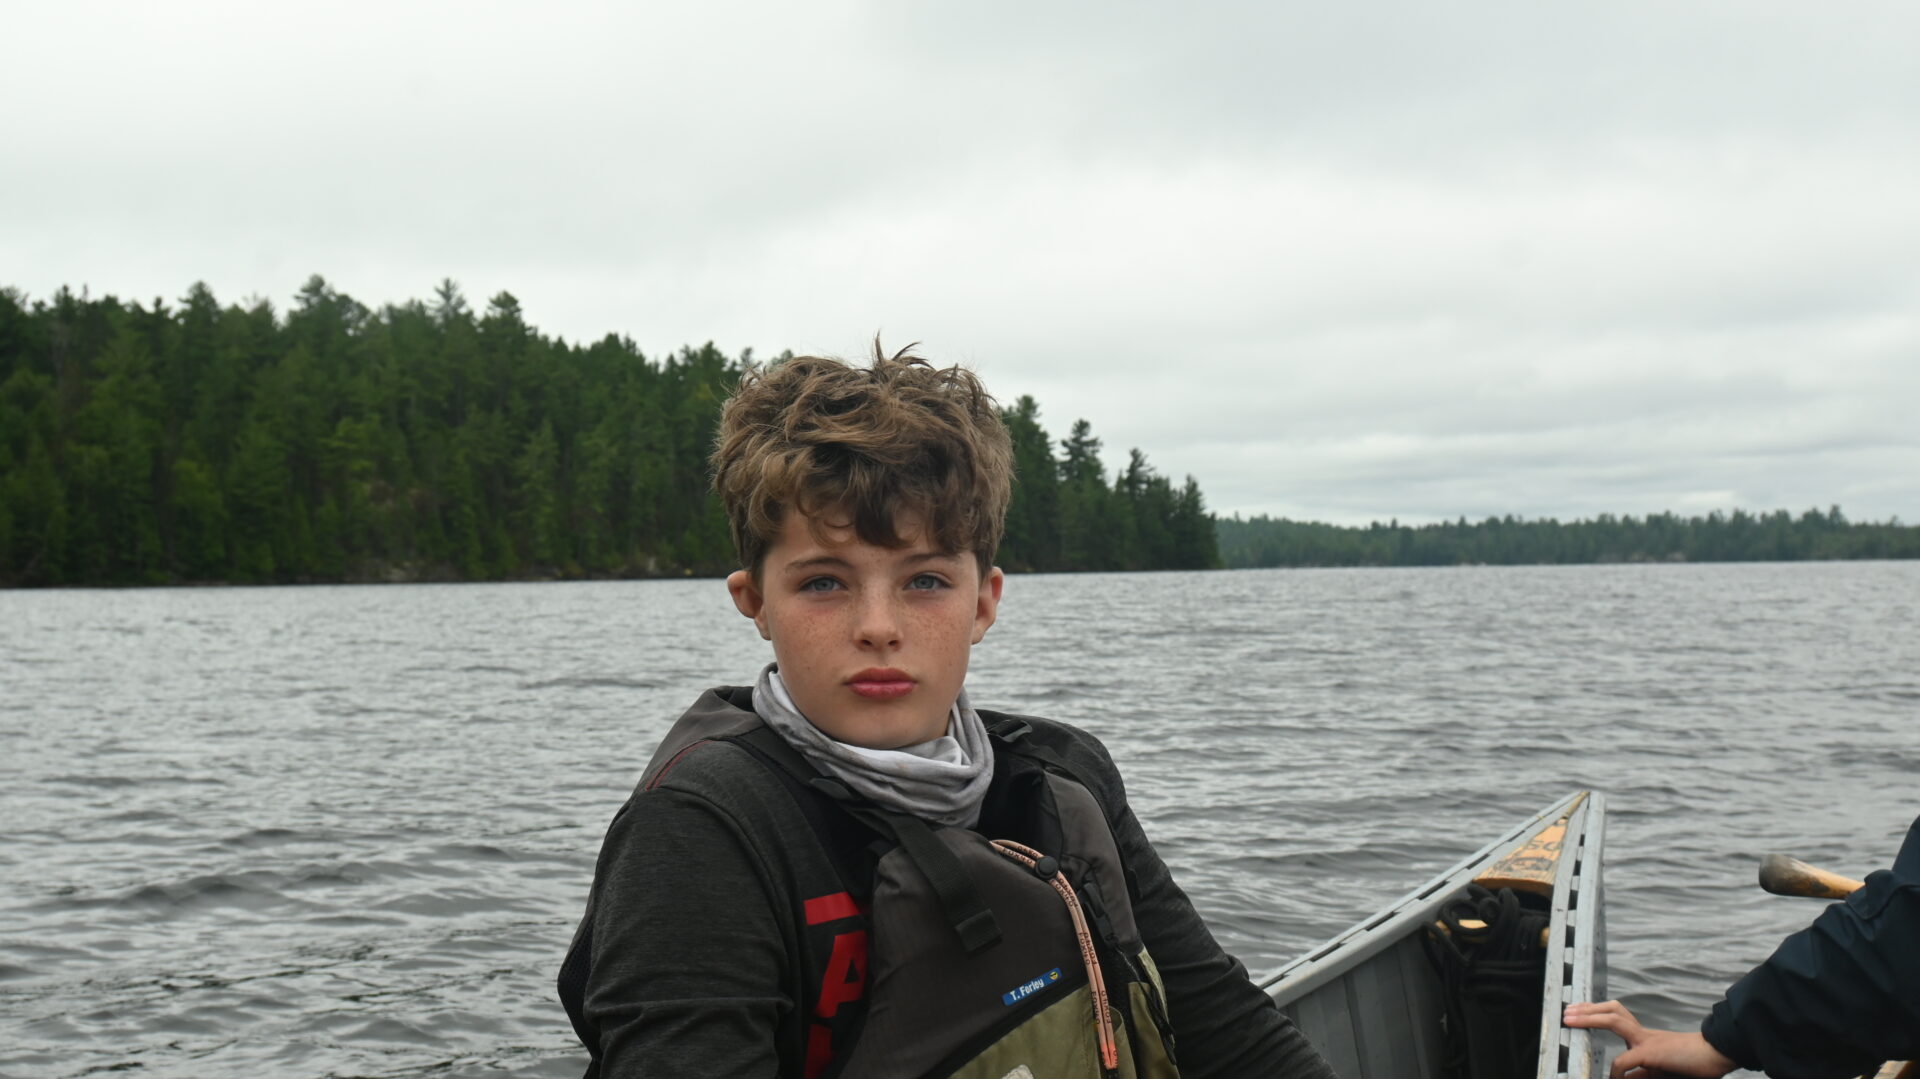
[[3, 562, 1915, 1077]]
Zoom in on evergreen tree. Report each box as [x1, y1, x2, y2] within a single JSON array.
[[513, 419, 566, 570], [998, 395, 1060, 572], [0, 277, 1239, 584], [1057, 419, 1112, 569], [68, 327, 164, 582]]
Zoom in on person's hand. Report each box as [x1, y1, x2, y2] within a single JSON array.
[[1562, 1000, 1739, 1079]]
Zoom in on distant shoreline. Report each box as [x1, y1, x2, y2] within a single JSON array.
[[1216, 508, 1918, 569], [7, 546, 1916, 590]]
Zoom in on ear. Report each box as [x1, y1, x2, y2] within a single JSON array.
[[727, 569, 771, 640], [971, 566, 1004, 644]]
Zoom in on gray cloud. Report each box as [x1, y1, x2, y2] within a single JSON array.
[[4, 1, 1915, 524]]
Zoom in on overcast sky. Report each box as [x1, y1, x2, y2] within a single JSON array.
[[5, 1, 1916, 524]]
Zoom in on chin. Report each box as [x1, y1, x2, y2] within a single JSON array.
[[850, 716, 946, 751], [854, 728, 925, 752]]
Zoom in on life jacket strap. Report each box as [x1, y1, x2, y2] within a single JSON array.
[[868, 802, 1003, 955], [991, 838, 1122, 1077], [735, 726, 1004, 955]]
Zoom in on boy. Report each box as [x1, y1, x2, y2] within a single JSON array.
[[558, 345, 1334, 1078]]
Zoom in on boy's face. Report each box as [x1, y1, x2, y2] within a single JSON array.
[[727, 510, 1004, 750]]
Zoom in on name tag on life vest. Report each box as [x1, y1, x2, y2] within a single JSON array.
[[1000, 967, 1063, 1006]]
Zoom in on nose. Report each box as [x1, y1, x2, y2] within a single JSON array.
[[854, 591, 902, 651]]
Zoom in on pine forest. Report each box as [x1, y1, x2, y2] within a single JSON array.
[[0, 278, 1219, 587], [3, 279, 1913, 588]]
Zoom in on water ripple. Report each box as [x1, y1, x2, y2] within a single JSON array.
[[1, 564, 1914, 1077]]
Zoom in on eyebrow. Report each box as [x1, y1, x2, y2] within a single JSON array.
[[781, 550, 960, 574], [784, 555, 852, 573]]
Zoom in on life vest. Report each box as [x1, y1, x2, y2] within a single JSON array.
[[559, 690, 1184, 1079]]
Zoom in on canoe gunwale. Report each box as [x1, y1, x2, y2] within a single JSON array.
[[1258, 790, 1607, 1079], [1538, 792, 1606, 1078], [1257, 790, 1589, 1002]]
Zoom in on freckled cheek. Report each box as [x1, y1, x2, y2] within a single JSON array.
[[914, 611, 978, 660], [766, 611, 833, 664]]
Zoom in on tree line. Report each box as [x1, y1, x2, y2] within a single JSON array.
[[8, 277, 1905, 587], [0, 278, 1220, 587], [996, 399, 1217, 573], [1216, 508, 1920, 568]]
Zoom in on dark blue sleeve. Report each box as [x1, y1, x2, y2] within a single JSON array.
[[1700, 815, 1920, 1079]]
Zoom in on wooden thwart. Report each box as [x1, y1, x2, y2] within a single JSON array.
[[1475, 794, 1584, 897], [1444, 797, 1587, 949]]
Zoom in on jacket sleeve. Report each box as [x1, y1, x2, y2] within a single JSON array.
[[584, 785, 792, 1079], [1072, 735, 1337, 1079], [1700, 815, 1920, 1079]]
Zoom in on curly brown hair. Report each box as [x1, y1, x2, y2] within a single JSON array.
[[711, 341, 1014, 576]]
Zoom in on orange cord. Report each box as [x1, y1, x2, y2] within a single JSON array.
[[990, 839, 1120, 1075]]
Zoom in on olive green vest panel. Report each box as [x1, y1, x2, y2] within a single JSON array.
[[946, 983, 1179, 1079]]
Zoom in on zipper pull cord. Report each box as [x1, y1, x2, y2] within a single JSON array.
[[989, 839, 1120, 1077]]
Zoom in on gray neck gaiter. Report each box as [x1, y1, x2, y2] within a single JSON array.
[[752, 664, 995, 829]]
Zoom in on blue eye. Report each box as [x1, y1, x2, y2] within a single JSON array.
[[907, 574, 947, 591], [800, 577, 843, 593]]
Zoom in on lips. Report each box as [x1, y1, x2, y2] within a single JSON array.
[[846, 668, 915, 700]]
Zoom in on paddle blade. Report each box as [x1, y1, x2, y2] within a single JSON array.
[[1758, 854, 1865, 899]]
